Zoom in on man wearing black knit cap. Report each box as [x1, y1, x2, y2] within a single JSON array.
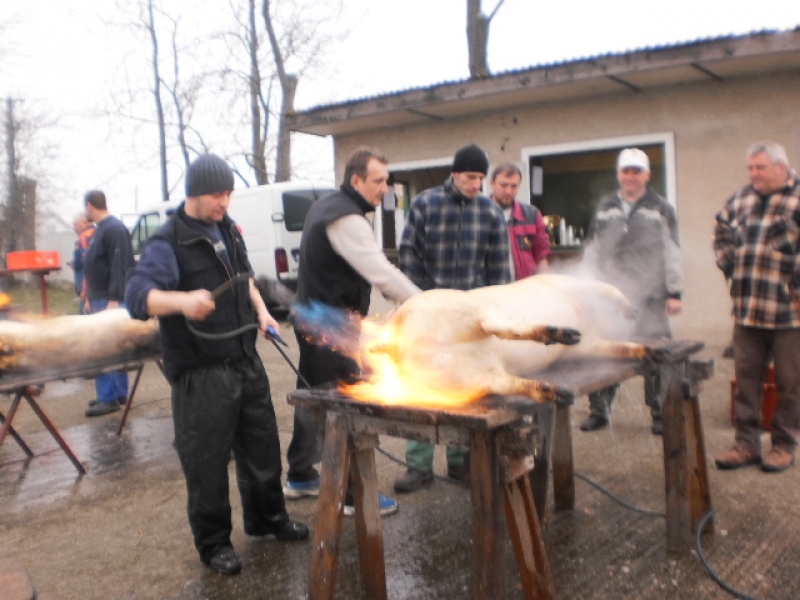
[[125, 154, 308, 576], [394, 143, 512, 494]]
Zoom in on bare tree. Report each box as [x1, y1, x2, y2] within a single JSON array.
[[262, 0, 296, 183], [467, 0, 505, 79], [247, 0, 269, 185], [144, 0, 170, 200]]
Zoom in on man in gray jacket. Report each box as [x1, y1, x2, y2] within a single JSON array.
[[581, 148, 683, 435]]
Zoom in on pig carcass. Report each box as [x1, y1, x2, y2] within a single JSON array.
[[0, 309, 160, 379], [364, 274, 650, 403]]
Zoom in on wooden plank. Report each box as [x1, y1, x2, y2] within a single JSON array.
[[662, 362, 692, 555], [288, 387, 523, 429], [530, 403, 555, 523], [470, 429, 505, 600], [308, 413, 351, 600], [552, 404, 575, 511], [349, 434, 388, 600], [348, 414, 471, 447], [686, 394, 714, 536], [504, 479, 557, 600]]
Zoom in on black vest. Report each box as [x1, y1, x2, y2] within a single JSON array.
[[151, 205, 257, 381], [296, 184, 372, 316]]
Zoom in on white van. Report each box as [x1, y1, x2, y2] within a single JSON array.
[[129, 181, 335, 312]]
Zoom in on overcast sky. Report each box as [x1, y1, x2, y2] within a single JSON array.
[[1, 0, 799, 224]]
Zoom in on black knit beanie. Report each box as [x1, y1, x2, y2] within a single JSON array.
[[452, 143, 489, 174], [185, 154, 235, 197]]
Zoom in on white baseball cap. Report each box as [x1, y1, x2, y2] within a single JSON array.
[[617, 148, 650, 172]]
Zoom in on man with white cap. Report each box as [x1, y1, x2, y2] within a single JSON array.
[[580, 147, 684, 434]]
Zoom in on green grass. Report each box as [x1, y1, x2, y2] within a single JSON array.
[[3, 279, 81, 317]]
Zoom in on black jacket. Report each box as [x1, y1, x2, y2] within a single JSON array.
[[151, 206, 258, 381], [296, 183, 373, 316]]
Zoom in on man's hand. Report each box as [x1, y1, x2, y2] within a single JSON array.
[[665, 298, 682, 316], [107, 300, 120, 309], [257, 309, 280, 337], [181, 289, 216, 320]]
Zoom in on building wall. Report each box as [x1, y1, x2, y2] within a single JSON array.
[[331, 71, 800, 344]]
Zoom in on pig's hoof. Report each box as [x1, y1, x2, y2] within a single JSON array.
[[544, 327, 581, 346]]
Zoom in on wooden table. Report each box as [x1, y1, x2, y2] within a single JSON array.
[[288, 339, 714, 599], [529, 339, 714, 555], [289, 388, 557, 600]]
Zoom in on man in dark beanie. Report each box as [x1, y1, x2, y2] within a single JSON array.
[[394, 143, 512, 494], [125, 153, 308, 575]]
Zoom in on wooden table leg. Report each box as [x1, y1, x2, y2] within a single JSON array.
[[663, 361, 714, 555], [309, 412, 351, 600], [686, 393, 713, 536], [470, 429, 505, 600], [505, 476, 557, 600], [552, 403, 574, 511], [349, 433, 387, 600], [0, 393, 24, 450], [22, 393, 85, 475], [529, 403, 555, 523], [0, 408, 34, 457]]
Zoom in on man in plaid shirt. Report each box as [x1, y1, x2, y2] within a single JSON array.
[[394, 143, 512, 493], [713, 140, 800, 473]]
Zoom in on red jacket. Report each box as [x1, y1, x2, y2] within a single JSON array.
[[506, 200, 550, 280]]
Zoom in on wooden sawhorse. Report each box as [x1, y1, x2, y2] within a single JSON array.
[[534, 340, 715, 555], [288, 389, 557, 600], [0, 357, 161, 475]]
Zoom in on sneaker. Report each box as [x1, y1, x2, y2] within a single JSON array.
[[761, 447, 795, 473], [343, 494, 399, 517], [651, 417, 664, 436], [246, 519, 309, 541], [393, 468, 434, 493], [85, 401, 121, 417], [714, 444, 762, 470], [283, 478, 320, 499], [204, 545, 241, 576], [579, 414, 608, 432]]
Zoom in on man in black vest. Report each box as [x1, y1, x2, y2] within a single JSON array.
[[285, 147, 421, 516], [125, 154, 308, 576]]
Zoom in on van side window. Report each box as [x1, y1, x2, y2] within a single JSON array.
[[131, 212, 163, 255], [282, 189, 333, 232]]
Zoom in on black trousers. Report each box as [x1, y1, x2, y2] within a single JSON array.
[[286, 329, 360, 482], [171, 355, 287, 561]]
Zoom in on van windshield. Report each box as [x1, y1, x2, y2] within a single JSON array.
[[282, 189, 333, 232]]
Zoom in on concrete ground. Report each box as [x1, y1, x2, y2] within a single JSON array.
[[1, 318, 799, 600]]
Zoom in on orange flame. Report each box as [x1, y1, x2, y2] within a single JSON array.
[[0, 293, 11, 308], [338, 318, 487, 409]]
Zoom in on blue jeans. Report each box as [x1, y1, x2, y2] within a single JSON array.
[[89, 299, 129, 403]]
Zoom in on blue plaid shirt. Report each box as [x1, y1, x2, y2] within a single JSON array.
[[399, 177, 512, 291]]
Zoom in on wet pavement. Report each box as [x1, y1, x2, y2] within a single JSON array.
[[1, 323, 800, 599]]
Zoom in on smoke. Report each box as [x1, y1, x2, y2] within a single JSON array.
[[547, 261, 638, 342]]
